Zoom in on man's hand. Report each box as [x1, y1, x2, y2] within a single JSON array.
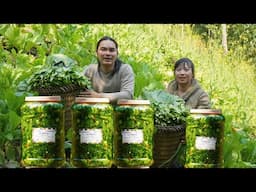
[[79, 89, 101, 98]]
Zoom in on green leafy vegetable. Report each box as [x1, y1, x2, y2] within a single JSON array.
[[142, 90, 189, 126], [25, 54, 91, 94]]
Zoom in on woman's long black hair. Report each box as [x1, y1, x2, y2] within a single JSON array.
[[174, 57, 195, 78]]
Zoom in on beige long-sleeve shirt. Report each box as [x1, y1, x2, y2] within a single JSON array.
[[83, 63, 134, 104], [166, 79, 211, 109]]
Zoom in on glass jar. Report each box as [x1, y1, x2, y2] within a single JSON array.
[[71, 97, 114, 168], [21, 96, 65, 168], [114, 99, 154, 168], [185, 109, 225, 168]]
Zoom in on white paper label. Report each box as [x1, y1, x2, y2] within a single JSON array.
[[80, 129, 102, 144], [122, 129, 143, 144], [32, 128, 56, 143], [195, 136, 216, 150]]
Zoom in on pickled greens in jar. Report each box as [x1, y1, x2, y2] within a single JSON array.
[[21, 96, 65, 168], [185, 109, 225, 168], [71, 98, 114, 168], [114, 100, 154, 168]]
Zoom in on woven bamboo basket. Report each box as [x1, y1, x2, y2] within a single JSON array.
[[35, 84, 82, 133], [35, 84, 81, 96], [151, 124, 186, 168]]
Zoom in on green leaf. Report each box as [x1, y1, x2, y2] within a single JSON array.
[[5, 144, 16, 161]]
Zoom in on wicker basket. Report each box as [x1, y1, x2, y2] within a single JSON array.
[[35, 84, 82, 96], [61, 95, 76, 134], [35, 85, 82, 136], [151, 124, 186, 168]]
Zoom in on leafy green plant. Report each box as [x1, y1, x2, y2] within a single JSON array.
[[142, 90, 189, 126], [25, 54, 91, 94]]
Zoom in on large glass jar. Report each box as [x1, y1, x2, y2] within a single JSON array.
[[71, 97, 114, 168], [185, 109, 225, 168], [114, 99, 154, 168], [21, 96, 65, 168]]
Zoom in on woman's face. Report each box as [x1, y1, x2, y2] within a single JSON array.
[[96, 39, 118, 67], [174, 63, 193, 85]]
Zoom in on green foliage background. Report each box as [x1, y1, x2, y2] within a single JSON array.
[[0, 24, 256, 168]]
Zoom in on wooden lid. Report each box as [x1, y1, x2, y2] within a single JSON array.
[[190, 109, 222, 115], [75, 97, 110, 104], [25, 96, 61, 102], [117, 99, 150, 105]]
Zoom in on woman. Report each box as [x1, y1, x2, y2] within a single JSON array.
[[80, 36, 134, 104], [166, 57, 211, 109]]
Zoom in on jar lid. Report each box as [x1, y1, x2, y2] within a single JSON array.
[[117, 99, 150, 105], [75, 97, 110, 104], [190, 109, 222, 115], [25, 96, 61, 102]]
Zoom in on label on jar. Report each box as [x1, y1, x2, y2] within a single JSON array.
[[122, 129, 143, 144], [32, 128, 56, 143], [195, 136, 216, 150], [80, 129, 102, 144]]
